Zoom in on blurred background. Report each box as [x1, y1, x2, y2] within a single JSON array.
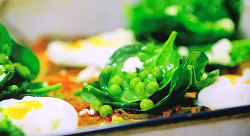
[[0, 0, 249, 45], [0, 0, 138, 44]]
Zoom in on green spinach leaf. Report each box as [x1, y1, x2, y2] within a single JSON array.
[[10, 41, 40, 80], [98, 31, 179, 102], [0, 24, 12, 56]]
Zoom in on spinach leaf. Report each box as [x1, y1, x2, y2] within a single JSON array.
[[99, 50, 218, 113], [126, 0, 241, 45], [146, 50, 218, 113], [98, 31, 179, 102], [10, 41, 40, 80], [81, 31, 219, 113], [0, 23, 59, 101], [81, 81, 101, 103], [0, 24, 12, 56], [182, 39, 250, 67], [86, 85, 111, 102], [99, 44, 144, 92]]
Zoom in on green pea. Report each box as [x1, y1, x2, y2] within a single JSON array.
[[145, 81, 159, 94], [99, 105, 113, 118], [101, 66, 113, 79], [138, 70, 150, 80], [130, 77, 141, 89], [8, 85, 18, 91], [13, 63, 31, 78], [121, 80, 130, 89], [112, 117, 125, 124], [0, 54, 10, 64], [99, 122, 109, 127], [108, 84, 122, 96], [135, 82, 146, 96], [151, 67, 163, 80], [140, 99, 154, 111], [110, 75, 123, 85], [3, 64, 14, 72], [143, 74, 157, 84], [90, 100, 103, 111], [0, 70, 4, 76], [125, 72, 137, 81]]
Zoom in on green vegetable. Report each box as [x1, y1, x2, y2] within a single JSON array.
[[126, 0, 242, 45], [90, 100, 103, 111], [125, 72, 137, 81], [140, 99, 154, 111], [0, 23, 61, 101], [130, 77, 141, 89], [145, 81, 159, 94], [13, 63, 31, 79], [110, 75, 123, 85], [150, 67, 163, 80], [101, 66, 113, 79], [81, 31, 219, 113], [99, 105, 113, 118], [138, 70, 150, 80], [134, 82, 146, 96], [99, 122, 109, 127], [108, 84, 122, 96], [0, 110, 25, 136], [143, 74, 157, 84], [0, 24, 12, 56], [183, 39, 250, 67], [10, 40, 40, 80], [112, 117, 125, 124]]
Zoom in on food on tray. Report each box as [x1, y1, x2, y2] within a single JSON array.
[[81, 31, 219, 113], [0, 0, 250, 134]]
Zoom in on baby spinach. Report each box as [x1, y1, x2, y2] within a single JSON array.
[[182, 39, 250, 67], [98, 31, 179, 102], [0, 24, 12, 56], [0, 23, 61, 101], [10, 41, 40, 80], [81, 31, 219, 113], [0, 23, 39, 79], [126, 0, 242, 45]]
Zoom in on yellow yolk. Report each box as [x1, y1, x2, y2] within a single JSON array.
[[3, 100, 43, 119], [222, 75, 241, 85], [66, 40, 82, 49], [87, 36, 116, 46], [222, 74, 250, 85]]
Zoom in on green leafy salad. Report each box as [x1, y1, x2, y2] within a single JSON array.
[[81, 31, 219, 113], [125, 0, 250, 72], [0, 23, 62, 135], [126, 0, 243, 45]]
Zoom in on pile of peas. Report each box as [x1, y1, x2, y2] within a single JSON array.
[[102, 65, 164, 111], [0, 54, 31, 79], [90, 100, 125, 124]]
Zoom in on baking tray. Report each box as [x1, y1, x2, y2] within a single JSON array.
[[67, 105, 250, 136]]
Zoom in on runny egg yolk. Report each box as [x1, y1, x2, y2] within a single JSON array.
[[3, 100, 43, 119], [222, 75, 250, 85], [66, 40, 82, 49], [222, 75, 241, 85], [87, 36, 116, 46]]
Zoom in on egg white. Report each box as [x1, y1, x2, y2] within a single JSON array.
[[198, 69, 250, 110], [0, 96, 78, 136], [45, 28, 135, 68]]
